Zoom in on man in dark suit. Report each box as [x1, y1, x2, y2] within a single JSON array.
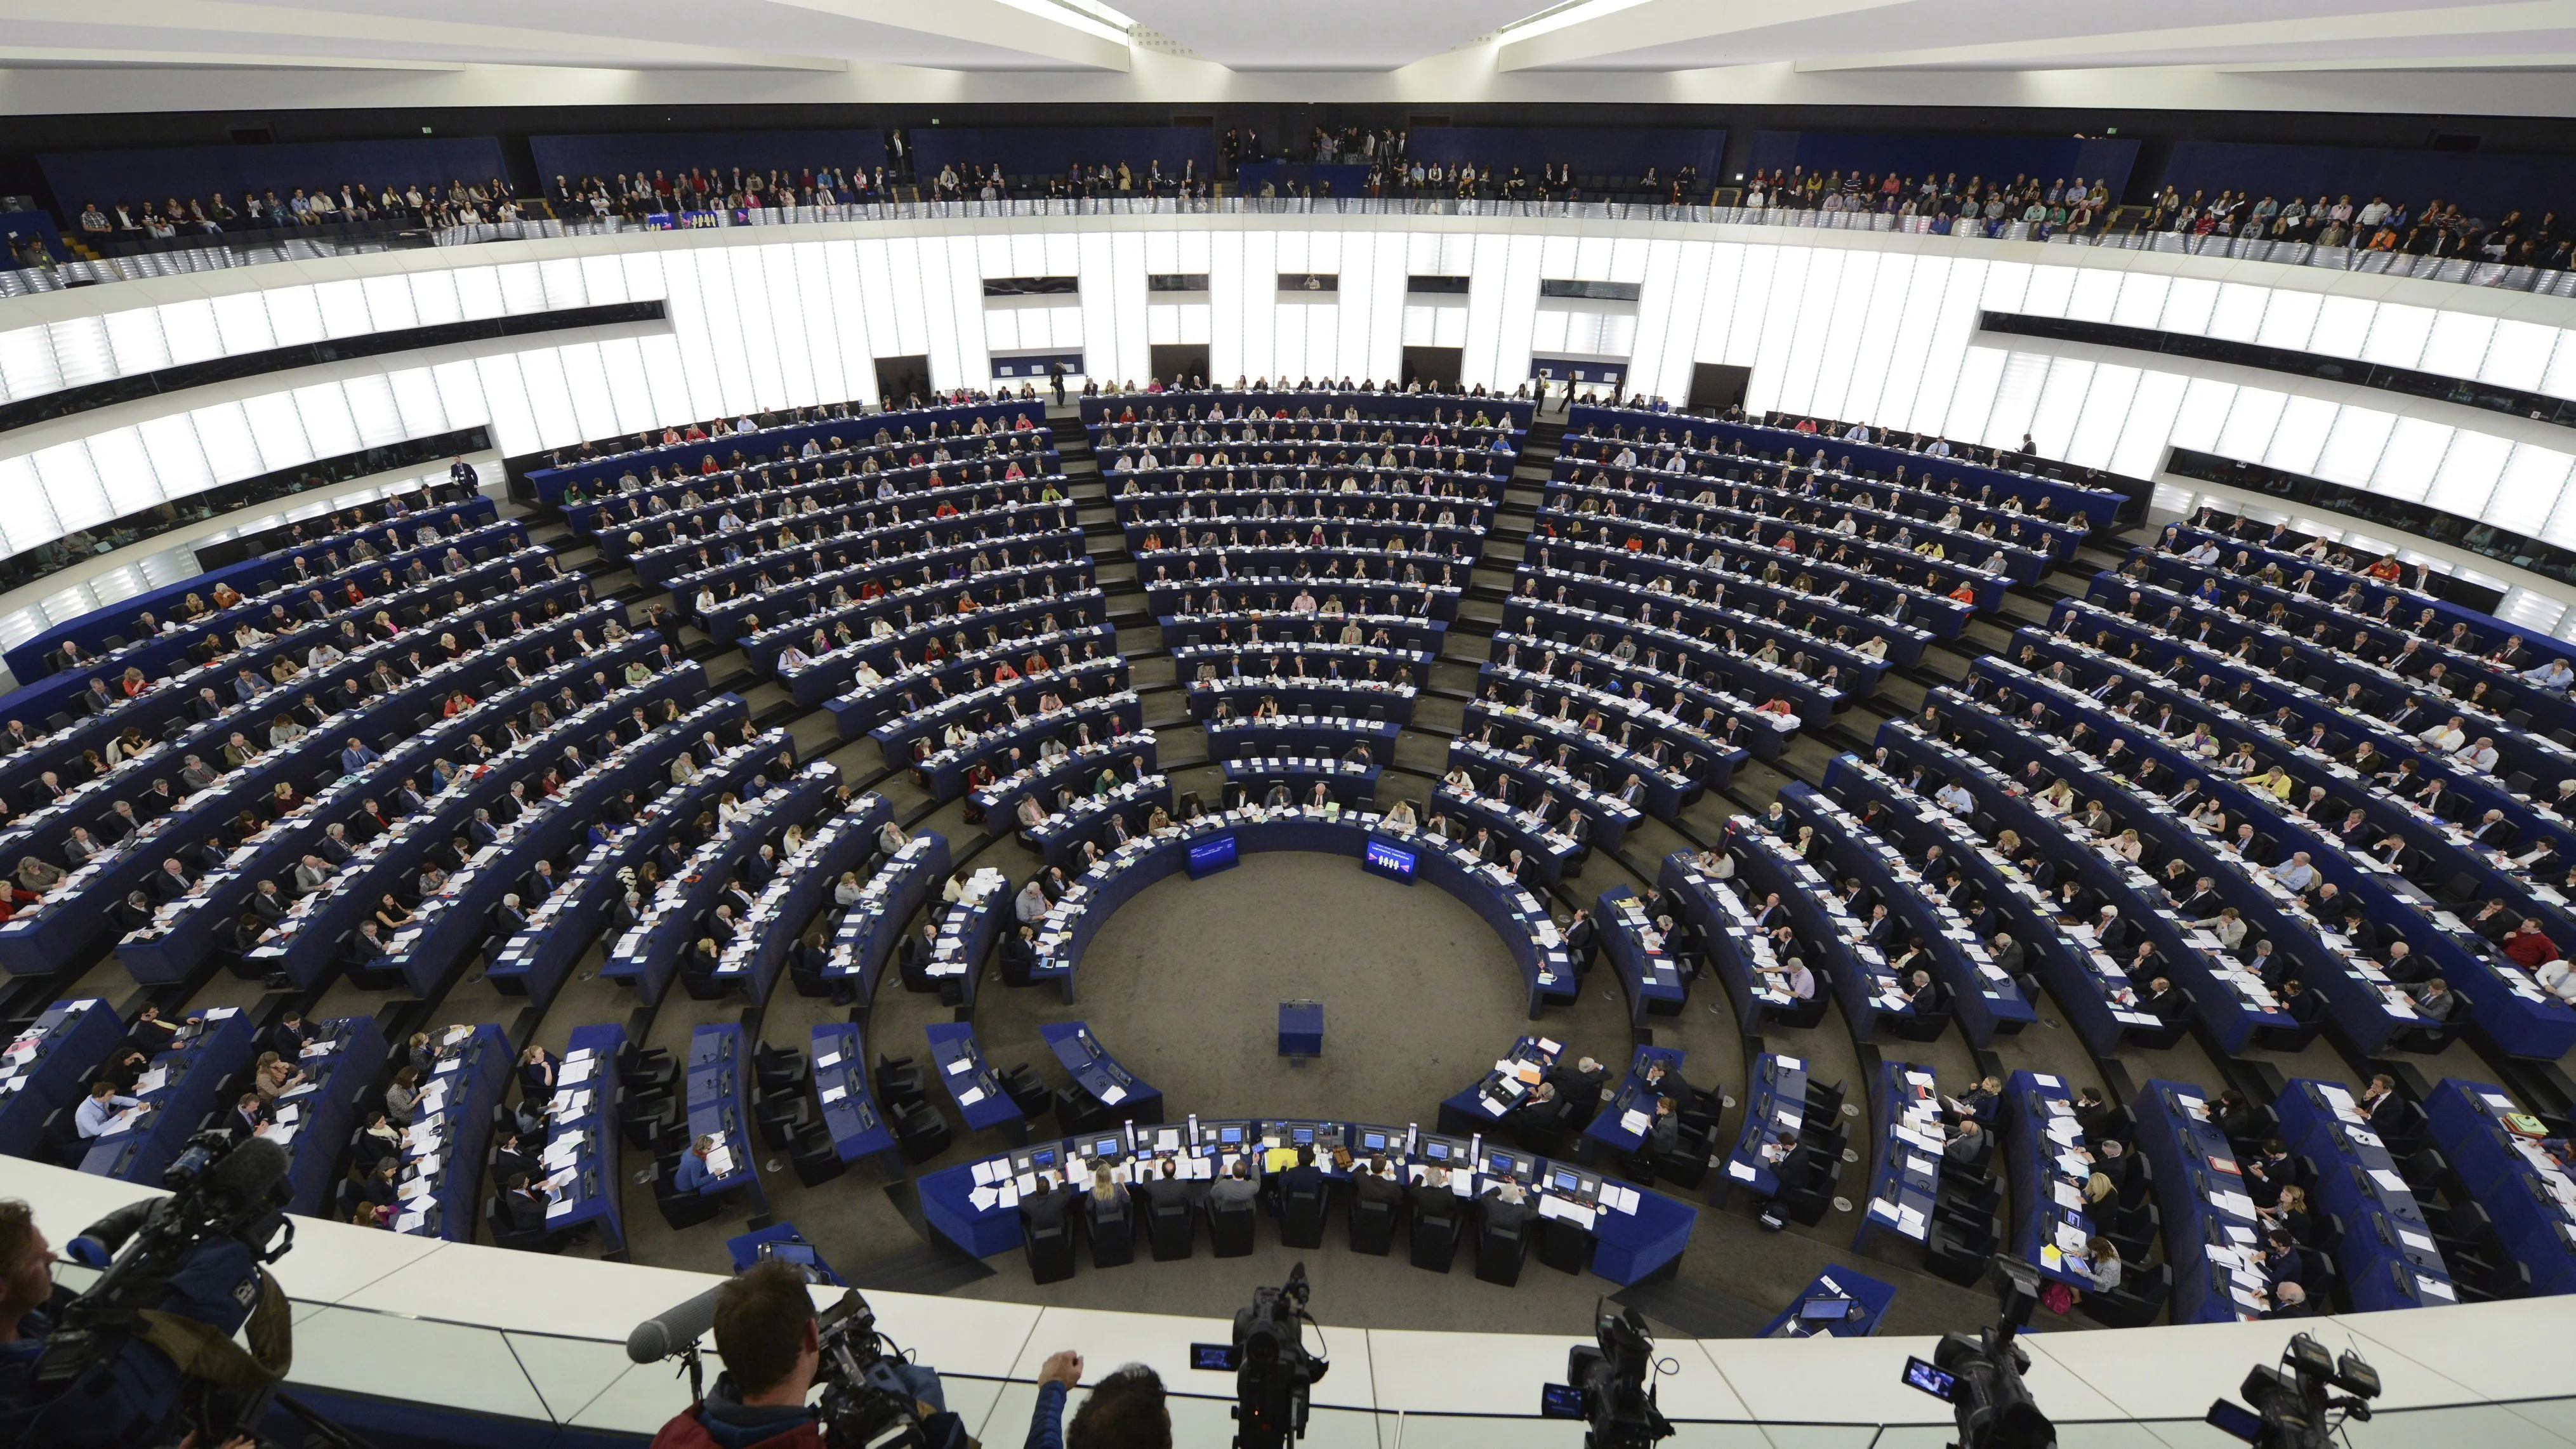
[[1562, 908, 1599, 972], [225, 1092, 268, 1142], [2094, 908, 2130, 956], [492, 892, 532, 936], [1477, 1179, 1536, 1240], [1019, 1171, 1077, 1233], [492, 1131, 539, 1190], [1547, 1056, 1611, 1128], [897, 919, 937, 989], [1142, 1157, 1194, 1218], [260, 1009, 312, 1063], [1271, 1143, 1327, 1219], [498, 1173, 549, 1234], [1352, 1155, 1406, 1215], [2141, 976, 2190, 1023], [149, 857, 195, 901], [2176, 877, 2224, 920]]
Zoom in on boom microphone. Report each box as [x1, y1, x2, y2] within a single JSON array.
[[627, 1283, 730, 1364]]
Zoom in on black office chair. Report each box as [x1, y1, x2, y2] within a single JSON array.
[[1348, 1194, 1397, 1255], [875, 1054, 927, 1111], [619, 1045, 678, 1095], [1279, 1177, 1330, 1249], [2078, 1264, 2169, 1328], [754, 1043, 810, 1097], [892, 1101, 951, 1163], [618, 1087, 675, 1151], [1474, 1215, 1528, 1286], [485, 1194, 562, 1254], [1535, 1217, 1591, 1275], [1055, 1085, 1113, 1134], [755, 1097, 810, 1150], [998, 1064, 1052, 1120], [652, 1161, 720, 1229], [1022, 1215, 1078, 1285], [1923, 1212, 1995, 1285], [788, 1121, 846, 1188], [1087, 1194, 1137, 1269], [1208, 1198, 1257, 1257], [1147, 1193, 1196, 1260]]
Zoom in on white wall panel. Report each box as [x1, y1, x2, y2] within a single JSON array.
[[2313, 407, 2395, 488], [557, 343, 621, 445], [0, 458, 59, 554], [313, 279, 374, 340], [2167, 378, 2237, 453], [2066, 362, 2136, 469], [239, 392, 311, 468], [1721, 244, 1774, 369], [2207, 282, 2271, 343], [1804, 249, 1870, 422], [101, 308, 171, 376], [1491, 234, 1543, 390], [158, 300, 223, 368], [190, 400, 263, 482], [2021, 263, 2077, 320], [2427, 430, 2511, 519], [759, 246, 820, 409], [2483, 320, 2558, 391], [1879, 255, 1946, 432], [2214, 386, 2288, 461], [2157, 277, 2220, 337], [596, 336, 657, 437], [2263, 394, 2337, 475], [2309, 296, 2375, 359], [343, 373, 406, 449], [136, 414, 212, 501], [265, 286, 327, 347], [1913, 257, 1989, 438], [1746, 246, 1810, 416], [2111, 370, 2187, 482], [1943, 345, 2006, 443], [2491, 444, 2575, 537], [88, 429, 162, 517], [1982, 352, 2050, 450], [2065, 266, 2120, 324], [30, 441, 110, 531], [2110, 274, 2171, 331], [2370, 418, 2450, 501], [2420, 312, 2496, 379], [2253, 289, 2322, 352]]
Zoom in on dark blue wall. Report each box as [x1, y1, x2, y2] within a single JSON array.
[[528, 129, 884, 187], [1404, 126, 1726, 178], [1741, 131, 2139, 198], [0, 209, 63, 255], [40, 138, 510, 211], [913, 126, 1215, 177], [2162, 141, 2576, 220]]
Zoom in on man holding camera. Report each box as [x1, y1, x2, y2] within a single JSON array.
[[652, 1259, 1173, 1448]]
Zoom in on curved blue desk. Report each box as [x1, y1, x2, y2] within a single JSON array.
[[1041, 1021, 1163, 1125], [1024, 809, 1576, 1017]]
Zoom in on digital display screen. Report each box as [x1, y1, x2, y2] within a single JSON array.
[[2204, 1400, 2265, 1443], [1799, 1298, 1854, 1321], [1552, 1170, 1580, 1191], [1291, 1127, 1314, 1144], [1191, 1342, 1239, 1372], [1538, 1384, 1585, 1419], [1031, 1148, 1056, 1167], [1361, 1132, 1387, 1151], [1901, 1357, 1955, 1401], [1363, 838, 1419, 883], [1187, 835, 1239, 879], [1423, 1142, 1449, 1160], [1094, 1138, 1120, 1155], [1218, 1127, 1243, 1144]]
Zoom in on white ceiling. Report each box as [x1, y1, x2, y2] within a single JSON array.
[[0, 0, 2572, 111]]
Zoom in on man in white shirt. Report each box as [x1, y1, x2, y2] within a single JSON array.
[[2461, 738, 2500, 774], [76, 1080, 139, 1138], [1933, 779, 1976, 815], [2419, 717, 2468, 753]]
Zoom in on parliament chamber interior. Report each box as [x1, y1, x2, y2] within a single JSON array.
[[2, 8, 2576, 1448]]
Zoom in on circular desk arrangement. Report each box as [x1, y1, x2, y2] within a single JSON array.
[[1021, 803, 1579, 1017]]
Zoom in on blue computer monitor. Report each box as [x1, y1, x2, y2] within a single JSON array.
[[1363, 838, 1418, 884], [1552, 1169, 1581, 1192], [1360, 1130, 1387, 1152], [1032, 1147, 1057, 1168], [1422, 1142, 1449, 1160], [1218, 1126, 1244, 1144], [1290, 1126, 1314, 1144], [1093, 1137, 1120, 1156]]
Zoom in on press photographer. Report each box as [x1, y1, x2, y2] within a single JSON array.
[[0, 1132, 300, 1449]]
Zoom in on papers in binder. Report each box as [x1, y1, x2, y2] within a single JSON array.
[[1620, 1109, 1651, 1137]]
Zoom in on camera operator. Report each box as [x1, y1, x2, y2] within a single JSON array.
[[0, 1201, 53, 1409], [653, 1259, 1104, 1449]]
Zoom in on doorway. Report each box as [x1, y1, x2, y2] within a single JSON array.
[[1402, 345, 1462, 392], [874, 354, 932, 407]]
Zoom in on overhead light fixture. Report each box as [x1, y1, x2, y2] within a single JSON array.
[[1494, 0, 1655, 43]]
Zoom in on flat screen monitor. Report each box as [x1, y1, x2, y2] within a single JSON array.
[[1217, 1126, 1244, 1144], [1552, 1169, 1580, 1193], [1290, 1126, 1314, 1144], [1093, 1137, 1120, 1156], [1359, 1130, 1388, 1152], [1363, 838, 1418, 884], [1187, 834, 1239, 879], [1799, 1297, 1854, 1321], [1031, 1147, 1057, 1168]]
